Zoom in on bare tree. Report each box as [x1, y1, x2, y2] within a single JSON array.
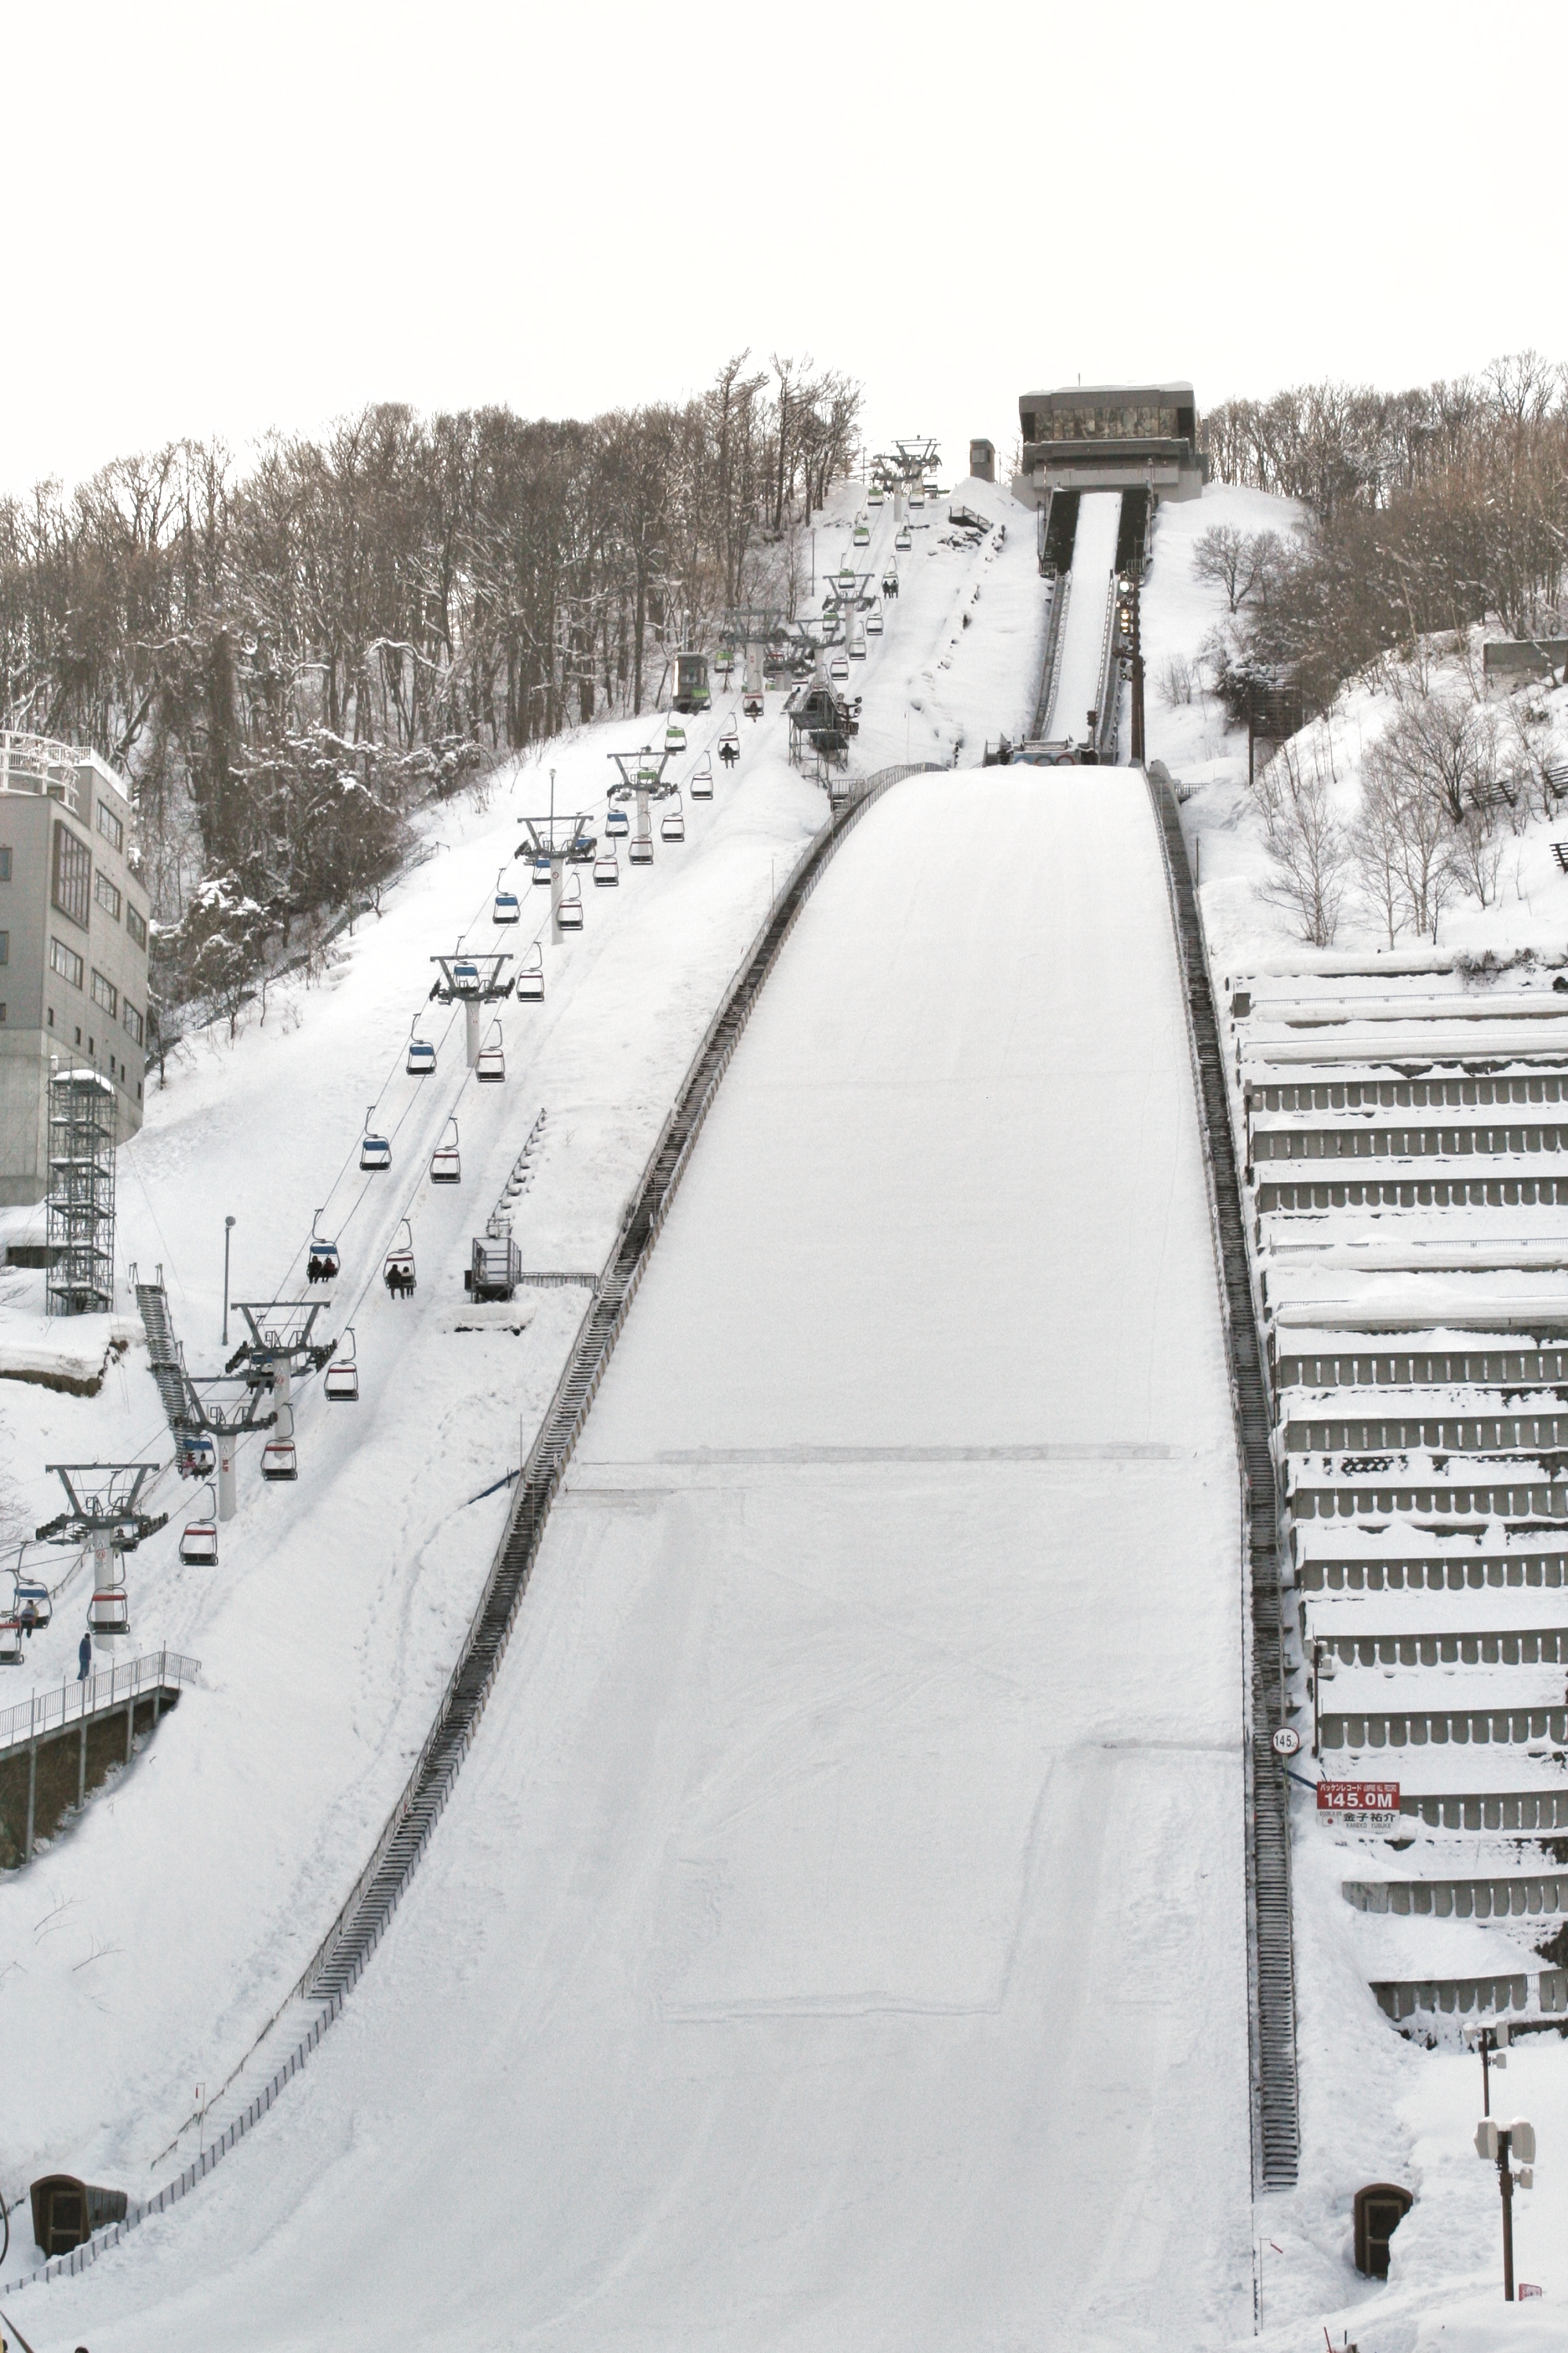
[[1348, 758, 1406, 947], [1251, 726, 1350, 945]]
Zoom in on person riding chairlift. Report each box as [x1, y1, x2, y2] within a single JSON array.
[[719, 737, 739, 769]]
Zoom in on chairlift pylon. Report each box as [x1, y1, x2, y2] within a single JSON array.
[[384, 1220, 417, 1300]]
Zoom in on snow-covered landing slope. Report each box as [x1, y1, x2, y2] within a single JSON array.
[[0, 474, 1046, 2209], [41, 770, 1251, 2352]]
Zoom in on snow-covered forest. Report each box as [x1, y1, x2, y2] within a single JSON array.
[[0, 354, 860, 1028]]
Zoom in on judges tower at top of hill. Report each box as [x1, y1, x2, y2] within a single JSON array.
[[1012, 383, 1206, 506]]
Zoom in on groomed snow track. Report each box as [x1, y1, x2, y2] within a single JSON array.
[[11, 760, 944, 2294], [1146, 772, 1301, 2192]]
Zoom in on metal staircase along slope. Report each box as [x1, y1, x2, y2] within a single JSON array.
[[133, 1265, 193, 1439], [1145, 773, 1301, 2193]]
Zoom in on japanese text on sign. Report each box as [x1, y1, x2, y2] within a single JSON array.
[[1316, 1780, 1401, 1830]]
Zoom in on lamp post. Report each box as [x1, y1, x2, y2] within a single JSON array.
[[221, 1215, 236, 1346], [1475, 2113, 1536, 2300]]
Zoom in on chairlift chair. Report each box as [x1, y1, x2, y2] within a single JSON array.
[[493, 869, 521, 924], [557, 875, 584, 929], [452, 957, 482, 995], [848, 635, 866, 660], [530, 853, 552, 886], [593, 847, 620, 887], [180, 1431, 216, 1478], [606, 803, 630, 838], [664, 718, 686, 752], [0, 1617, 23, 1667], [325, 1329, 359, 1402], [829, 655, 849, 682], [742, 692, 763, 721], [360, 1126, 391, 1172], [515, 949, 542, 1007], [430, 1120, 461, 1184], [628, 831, 654, 864], [260, 1435, 298, 1482], [660, 795, 685, 843], [895, 523, 912, 551], [89, 1587, 129, 1635], [14, 1579, 51, 1629], [307, 1215, 340, 1286], [407, 1025, 437, 1075], [868, 484, 885, 507], [636, 752, 662, 788], [180, 1490, 220, 1566], [908, 487, 925, 509], [690, 754, 713, 800], [478, 1019, 508, 1082], [853, 514, 870, 547], [384, 1220, 417, 1300], [868, 601, 884, 635]]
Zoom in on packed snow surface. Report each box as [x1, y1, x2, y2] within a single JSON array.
[[36, 768, 1250, 2349]]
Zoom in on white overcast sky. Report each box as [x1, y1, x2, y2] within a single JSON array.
[[5, 0, 1562, 495]]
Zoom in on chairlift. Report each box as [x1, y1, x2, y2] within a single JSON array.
[[848, 633, 866, 660], [593, 846, 620, 887], [606, 802, 630, 838], [636, 751, 663, 788], [923, 480, 940, 500], [742, 691, 763, 721], [478, 1019, 508, 1084], [430, 1119, 461, 1184], [660, 795, 685, 843], [882, 568, 900, 598], [628, 832, 654, 865], [452, 957, 482, 995], [829, 654, 849, 683], [89, 1586, 129, 1635], [908, 486, 925, 510], [690, 753, 713, 800], [307, 1213, 340, 1286], [14, 1579, 51, 1631], [360, 1104, 392, 1172], [384, 1220, 417, 1300], [868, 600, 884, 635], [180, 1431, 216, 1478], [0, 1617, 22, 1667], [260, 1434, 298, 1482], [493, 868, 521, 924], [325, 1329, 359, 1402], [180, 1487, 220, 1566], [407, 1022, 437, 1075], [557, 874, 584, 929], [868, 484, 885, 507], [835, 563, 856, 587], [720, 717, 740, 747], [530, 853, 552, 886], [664, 717, 687, 753], [895, 523, 912, 551], [515, 947, 542, 1005], [853, 513, 871, 547]]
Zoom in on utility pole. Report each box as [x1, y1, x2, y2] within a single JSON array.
[[221, 1214, 235, 1346], [1474, 2112, 1536, 2300]]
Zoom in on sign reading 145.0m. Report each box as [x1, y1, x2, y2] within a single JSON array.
[[1317, 1780, 1401, 1831]]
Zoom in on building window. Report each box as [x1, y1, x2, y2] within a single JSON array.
[[91, 969, 117, 1016], [0, 1004, 6, 1024], [51, 822, 91, 928], [0, 847, 10, 880], [122, 999, 144, 1046], [46, 1006, 53, 1028], [0, 931, 7, 964], [50, 936, 85, 988], [126, 904, 147, 949], [95, 871, 122, 920], [74, 1026, 81, 1044], [96, 801, 124, 853]]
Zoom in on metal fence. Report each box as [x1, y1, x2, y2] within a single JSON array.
[[0, 1649, 200, 1756]]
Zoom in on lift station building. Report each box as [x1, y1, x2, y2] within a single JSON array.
[[0, 733, 150, 1207], [1011, 382, 1206, 506]]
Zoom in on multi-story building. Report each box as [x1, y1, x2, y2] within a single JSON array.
[[1012, 381, 1206, 504], [0, 733, 151, 1208]]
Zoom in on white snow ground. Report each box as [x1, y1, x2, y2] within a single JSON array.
[[27, 767, 1252, 2352]]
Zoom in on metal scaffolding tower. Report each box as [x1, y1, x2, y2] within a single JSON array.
[[46, 1067, 116, 1317]]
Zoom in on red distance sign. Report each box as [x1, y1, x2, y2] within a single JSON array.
[[1317, 1780, 1401, 1830]]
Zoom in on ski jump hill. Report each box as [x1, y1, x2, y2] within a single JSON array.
[[1, 484, 1259, 2350]]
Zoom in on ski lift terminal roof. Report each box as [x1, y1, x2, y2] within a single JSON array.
[[1014, 381, 1206, 504]]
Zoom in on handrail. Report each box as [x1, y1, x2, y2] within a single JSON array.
[[1031, 570, 1071, 739], [0, 1649, 198, 1755]]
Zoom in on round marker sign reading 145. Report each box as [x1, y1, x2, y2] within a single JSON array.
[[1271, 1728, 1301, 1758]]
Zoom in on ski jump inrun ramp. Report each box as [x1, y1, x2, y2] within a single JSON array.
[[49, 770, 1254, 2353]]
